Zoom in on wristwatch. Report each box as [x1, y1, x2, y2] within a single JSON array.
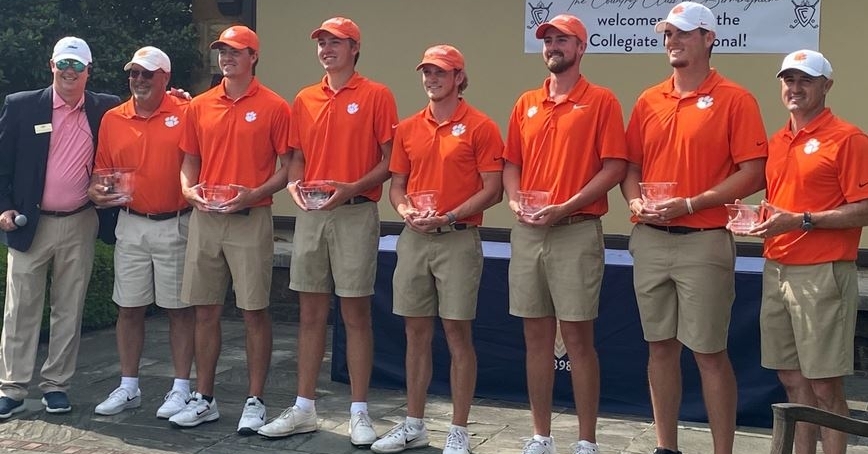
[[800, 212, 813, 231]]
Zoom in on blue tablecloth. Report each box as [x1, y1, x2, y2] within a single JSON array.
[[332, 235, 785, 428]]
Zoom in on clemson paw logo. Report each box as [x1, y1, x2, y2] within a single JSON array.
[[451, 123, 467, 137], [803, 138, 820, 154], [347, 102, 359, 114], [527, 106, 539, 118], [696, 96, 714, 109], [164, 115, 180, 127], [245, 111, 257, 122]]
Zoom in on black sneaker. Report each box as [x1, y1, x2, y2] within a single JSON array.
[[0, 397, 24, 419], [653, 448, 682, 454], [42, 391, 71, 414]]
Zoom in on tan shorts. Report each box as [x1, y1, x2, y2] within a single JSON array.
[[761, 260, 857, 379], [181, 206, 273, 310], [289, 202, 379, 297], [629, 224, 735, 354], [392, 227, 482, 320], [113, 210, 190, 309], [508, 219, 603, 321]]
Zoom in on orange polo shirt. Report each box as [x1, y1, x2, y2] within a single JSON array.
[[289, 72, 398, 202], [390, 99, 504, 226], [764, 108, 868, 265], [626, 70, 768, 228], [180, 77, 291, 207], [96, 94, 188, 214], [504, 76, 627, 216]]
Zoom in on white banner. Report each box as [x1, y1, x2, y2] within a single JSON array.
[[524, 0, 821, 53]]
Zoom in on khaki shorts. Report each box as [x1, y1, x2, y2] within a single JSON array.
[[629, 224, 735, 354], [289, 202, 379, 297], [181, 206, 273, 310], [392, 227, 483, 320], [114, 210, 190, 309], [761, 260, 857, 379], [508, 219, 603, 321]]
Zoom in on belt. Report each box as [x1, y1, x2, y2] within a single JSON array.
[[40, 203, 92, 217], [552, 214, 600, 226], [644, 224, 726, 235], [210, 208, 250, 216], [345, 196, 373, 205], [125, 206, 192, 221], [432, 223, 473, 234]]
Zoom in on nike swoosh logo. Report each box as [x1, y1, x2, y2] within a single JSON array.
[[573, 104, 588, 110], [127, 396, 137, 402], [196, 406, 210, 416], [859, 181, 868, 188], [756, 141, 766, 146]]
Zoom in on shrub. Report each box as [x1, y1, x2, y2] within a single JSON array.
[[0, 241, 118, 333]]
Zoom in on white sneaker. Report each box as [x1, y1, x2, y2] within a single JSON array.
[[237, 396, 267, 435], [571, 440, 598, 454], [522, 437, 557, 454], [371, 420, 430, 453], [168, 392, 219, 427], [156, 389, 190, 419], [257, 405, 317, 439], [94, 387, 141, 416], [349, 411, 377, 447], [442, 426, 471, 454]]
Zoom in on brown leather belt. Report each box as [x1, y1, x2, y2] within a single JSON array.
[[125, 206, 192, 221], [644, 224, 726, 235], [552, 214, 600, 226], [433, 223, 474, 234], [40, 203, 92, 217], [345, 196, 373, 205]]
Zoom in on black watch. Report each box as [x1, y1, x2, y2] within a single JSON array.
[[800, 212, 813, 231]]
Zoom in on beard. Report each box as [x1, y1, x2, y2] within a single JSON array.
[[545, 52, 575, 74]]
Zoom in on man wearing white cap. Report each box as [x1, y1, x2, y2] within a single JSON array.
[[88, 46, 195, 420], [741, 50, 868, 454], [0, 36, 121, 417], [621, 2, 767, 454]]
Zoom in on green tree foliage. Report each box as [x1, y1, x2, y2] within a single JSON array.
[[0, 0, 199, 101]]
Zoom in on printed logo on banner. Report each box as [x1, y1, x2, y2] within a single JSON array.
[[527, 1, 553, 29], [554, 321, 570, 372], [790, 0, 820, 29]]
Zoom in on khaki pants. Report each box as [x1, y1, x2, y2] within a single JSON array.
[[0, 208, 98, 400]]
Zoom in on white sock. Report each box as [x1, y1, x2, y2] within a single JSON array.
[[172, 378, 190, 395], [406, 416, 424, 429], [350, 401, 368, 414], [450, 424, 468, 433], [295, 396, 315, 413], [120, 376, 139, 395], [533, 434, 553, 444]]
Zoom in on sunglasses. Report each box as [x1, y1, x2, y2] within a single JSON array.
[[128, 69, 160, 80], [55, 59, 87, 73]]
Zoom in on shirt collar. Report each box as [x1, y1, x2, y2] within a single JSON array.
[[320, 72, 362, 95], [52, 88, 85, 111], [219, 76, 261, 101], [783, 107, 834, 138], [663, 69, 723, 98], [423, 98, 469, 125], [542, 75, 590, 104]]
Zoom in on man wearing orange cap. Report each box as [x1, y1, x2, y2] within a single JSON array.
[[170, 25, 292, 434], [258, 17, 398, 446], [504, 14, 628, 454], [370, 44, 503, 454], [620, 2, 767, 454], [740, 50, 868, 454], [88, 46, 194, 420]]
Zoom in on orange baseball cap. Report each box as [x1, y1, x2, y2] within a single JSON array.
[[310, 17, 361, 42], [210, 25, 260, 52], [415, 45, 465, 71], [535, 14, 588, 43]]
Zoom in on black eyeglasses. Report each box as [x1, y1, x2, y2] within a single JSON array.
[[55, 59, 87, 73], [128, 69, 159, 80]]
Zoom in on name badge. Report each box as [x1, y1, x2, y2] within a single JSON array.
[[34, 123, 52, 134]]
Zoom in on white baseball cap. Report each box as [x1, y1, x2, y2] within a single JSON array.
[[123, 46, 171, 72], [52, 36, 92, 64], [654, 2, 716, 33], [776, 49, 833, 79]]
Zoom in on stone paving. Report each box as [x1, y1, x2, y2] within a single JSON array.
[[0, 315, 867, 454]]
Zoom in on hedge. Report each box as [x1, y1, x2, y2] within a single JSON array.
[[0, 241, 118, 333]]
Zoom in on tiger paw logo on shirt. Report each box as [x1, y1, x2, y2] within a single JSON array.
[[245, 111, 257, 122], [696, 95, 714, 109], [451, 123, 466, 137], [803, 138, 820, 154], [164, 115, 179, 128], [527, 106, 539, 118], [347, 102, 359, 114]]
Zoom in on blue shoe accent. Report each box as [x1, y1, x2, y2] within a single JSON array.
[[41, 391, 71, 414], [0, 397, 24, 419]]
